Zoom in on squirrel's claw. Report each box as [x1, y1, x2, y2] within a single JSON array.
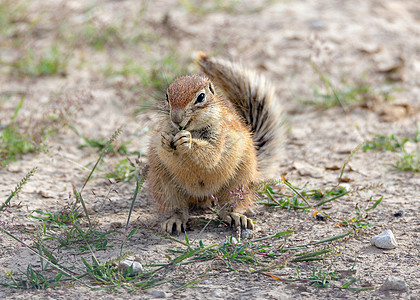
[[224, 212, 254, 230], [162, 214, 187, 234], [173, 130, 192, 152], [161, 132, 174, 151]]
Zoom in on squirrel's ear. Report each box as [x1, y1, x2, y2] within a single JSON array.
[[208, 82, 215, 95]]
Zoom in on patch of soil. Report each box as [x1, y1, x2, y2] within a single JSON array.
[[0, 0, 419, 299]]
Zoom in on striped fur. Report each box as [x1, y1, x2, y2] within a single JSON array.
[[196, 52, 285, 178]]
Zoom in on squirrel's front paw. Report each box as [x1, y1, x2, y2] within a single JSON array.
[[173, 130, 192, 152], [161, 132, 174, 151], [223, 212, 254, 230]]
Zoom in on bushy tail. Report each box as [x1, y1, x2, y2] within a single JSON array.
[[196, 52, 285, 178]]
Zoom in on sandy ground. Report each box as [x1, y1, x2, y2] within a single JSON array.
[[0, 0, 419, 299]]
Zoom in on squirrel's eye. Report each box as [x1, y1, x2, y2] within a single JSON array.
[[195, 93, 206, 105]]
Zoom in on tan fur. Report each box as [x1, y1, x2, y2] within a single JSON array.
[[147, 54, 283, 233], [196, 52, 285, 179]]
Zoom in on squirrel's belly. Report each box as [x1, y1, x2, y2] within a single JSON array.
[[159, 154, 239, 198], [172, 164, 233, 197]]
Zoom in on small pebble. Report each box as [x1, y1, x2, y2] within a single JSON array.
[[241, 228, 253, 239], [106, 75, 125, 86], [310, 20, 325, 30], [403, 141, 418, 155], [220, 237, 238, 248], [149, 290, 167, 298], [118, 260, 144, 274], [110, 222, 122, 229], [337, 183, 351, 192], [370, 230, 398, 249], [380, 276, 408, 292], [393, 211, 403, 217], [315, 213, 327, 221], [6, 164, 22, 173], [211, 289, 222, 298], [38, 190, 54, 198], [231, 237, 238, 245]]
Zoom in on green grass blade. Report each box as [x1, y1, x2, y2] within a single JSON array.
[[0, 226, 91, 289], [72, 185, 92, 230], [365, 196, 383, 211], [251, 231, 294, 242], [121, 172, 144, 255], [312, 232, 351, 245], [0, 167, 37, 212], [80, 127, 123, 193], [10, 95, 25, 124]]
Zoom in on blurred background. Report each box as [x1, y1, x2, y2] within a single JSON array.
[[0, 1, 419, 297], [1, 0, 419, 191], [0, 0, 418, 190]]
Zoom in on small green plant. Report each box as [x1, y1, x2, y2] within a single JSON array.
[[309, 266, 340, 288], [305, 61, 392, 109], [395, 150, 420, 172], [364, 133, 409, 152], [1, 97, 35, 166], [310, 81, 372, 109], [70, 125, 132, 155], [0, 167, 37, 212], [107, 158, 137, 182], [82, 22, 120, 50], [0, 96, 59, 167], [258, 177, 382, 229], [258, 184, 309, 210], [295, 265, 361, 289], [30, 204, 83, 231], [258, 182, 348, 210], [80, 256, 140, 289], [336, 196, 383, 228], [148, 55, 188, 91], [179, 0, 241, 14], [179, 0, 275, 14], [14, 45, 68, 77], [0, 0, 29, 41], [78, 136, 130, 155], [1, 265, 63, 290], [0, 125, 35, 166], [364, 125, 420, 172], [30, 204, 114, 251], [102, 53, 190, 106]]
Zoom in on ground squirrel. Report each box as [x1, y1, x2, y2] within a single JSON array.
[[147, 52, 284, 233]]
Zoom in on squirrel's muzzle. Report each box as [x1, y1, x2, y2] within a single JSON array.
[[171, 110, 187, 129]]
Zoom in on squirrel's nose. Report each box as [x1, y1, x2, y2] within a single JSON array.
[[171, 110, 184, 126]]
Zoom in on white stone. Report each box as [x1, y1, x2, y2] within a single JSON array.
[[403, 141, 419, 155], [370, 230, 398, 249], [149, 290, 167, 298], [220, 237, 238, 248], [380, 276, 408, 292], [118, 260, 144, 274], [211, 289, 222, 298], [337, 183, 351, 192], [241, 228, 253, 240], [292, 161, 324, 178]]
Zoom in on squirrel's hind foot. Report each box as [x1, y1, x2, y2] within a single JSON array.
[[222, 212, 254, 230], [162, 212, 188, 234]]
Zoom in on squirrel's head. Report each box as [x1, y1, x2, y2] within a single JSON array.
[[165, 75, 219, 131]]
